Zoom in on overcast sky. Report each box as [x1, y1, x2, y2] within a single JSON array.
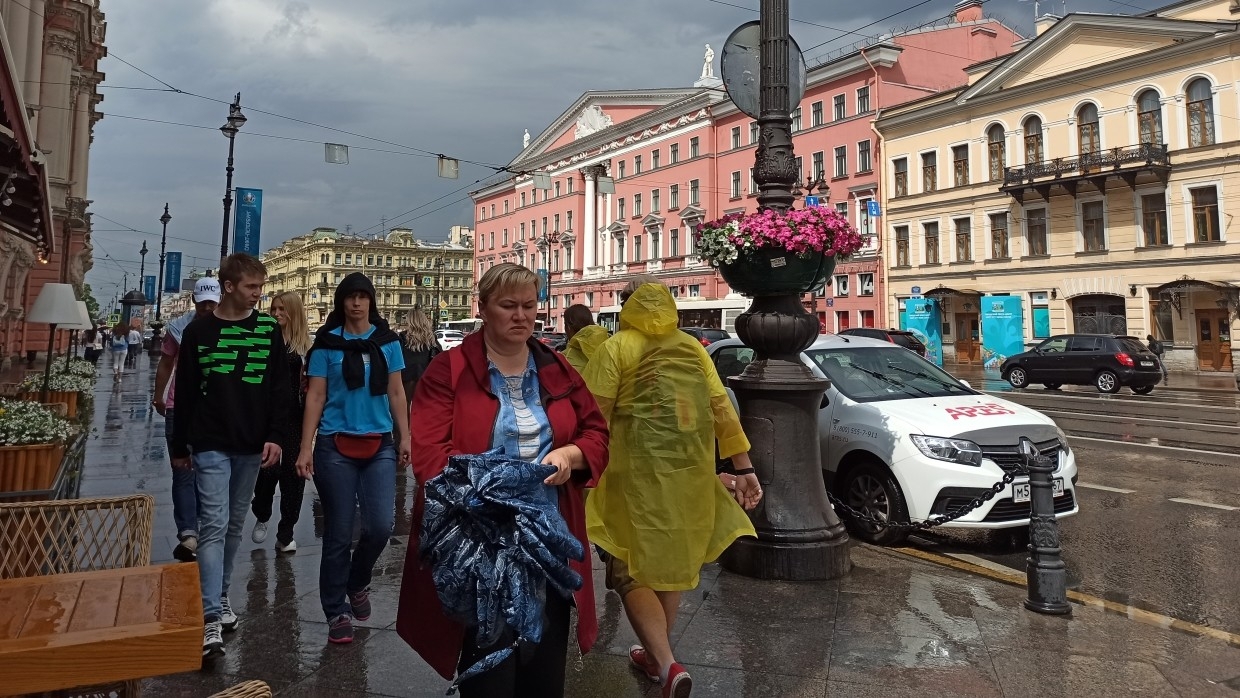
[[84, 0, 1141, 302]]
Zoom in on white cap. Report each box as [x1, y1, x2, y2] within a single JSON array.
[[193, 277, 221, 304]]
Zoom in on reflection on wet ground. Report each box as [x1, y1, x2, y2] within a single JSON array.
[[77, 360, 1240, 696]]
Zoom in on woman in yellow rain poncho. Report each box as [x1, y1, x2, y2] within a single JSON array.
[[562, 304, 609, 374], [582, 277, 761, 697]]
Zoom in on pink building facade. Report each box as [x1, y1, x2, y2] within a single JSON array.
[[471, 1, 1021, 332]]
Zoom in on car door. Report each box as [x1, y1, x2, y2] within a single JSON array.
[[1066, 335, 1103, 383], [1025, 335, 1069, 381]]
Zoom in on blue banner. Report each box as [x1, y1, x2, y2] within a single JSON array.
[[144, 275, 156, 304], [980, 295, 1026, 370], [232, 187, 263, 256], [164, 252, 182, 293], [903, 298, 943, 366], [536, 269, 549, 302]]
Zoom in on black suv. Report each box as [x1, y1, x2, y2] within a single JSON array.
[[838, 328, 928, 357], [1000, 334, 1162, 394], [680, 327, 731, 347]]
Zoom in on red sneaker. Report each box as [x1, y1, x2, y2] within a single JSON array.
[[628, 645, 659, 682], [662, 662, 692, 698]]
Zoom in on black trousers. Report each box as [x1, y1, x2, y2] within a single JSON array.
[[250, 460, 306, 545], [457, 589, 571, 698]]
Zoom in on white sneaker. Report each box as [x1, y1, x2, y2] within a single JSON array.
[[203, 621, 224, 657], [252, 521, 268, 544], [277, 539, 298, 553], [220, 595, 239, 632]]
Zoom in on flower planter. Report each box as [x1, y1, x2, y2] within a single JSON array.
[[719, 248, 837, 297], [19, 390, 79, 419], [0, 443, 66, 495]]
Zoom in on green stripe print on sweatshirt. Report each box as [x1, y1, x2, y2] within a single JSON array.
[[196, 314, 278, 384]]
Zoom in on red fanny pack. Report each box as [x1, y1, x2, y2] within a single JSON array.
[[333, 433, 384, 460]]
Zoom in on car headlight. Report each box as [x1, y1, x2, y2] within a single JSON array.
[[910, 435, 983, 467], [1054, 425, 1072, 457]]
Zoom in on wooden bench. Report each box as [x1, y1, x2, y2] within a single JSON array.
[[0, 563, 203, 696]]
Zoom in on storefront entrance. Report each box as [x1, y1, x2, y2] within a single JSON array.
[[1195, 309, 1233, 372], [955, 312, 981, 363]]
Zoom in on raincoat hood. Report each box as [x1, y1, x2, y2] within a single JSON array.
[[565, 325, 609, 372], [618, 283, 679, 336]]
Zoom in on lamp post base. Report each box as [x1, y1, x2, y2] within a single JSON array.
[[721, 532, 851, 581]]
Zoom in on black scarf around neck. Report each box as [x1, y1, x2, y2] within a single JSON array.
[[311, 272, 401, 395]]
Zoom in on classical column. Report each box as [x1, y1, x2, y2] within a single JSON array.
[[582, 169, 597, 272], [70, 77, 92, 198], [23, 0, 45, 114], [7, 0, 30, 93], [39, 32, 77, 184]]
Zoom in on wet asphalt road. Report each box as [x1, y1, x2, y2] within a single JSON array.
[[906, 440, 1240, 637]]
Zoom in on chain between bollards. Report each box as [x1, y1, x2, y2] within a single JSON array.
[[1019, 437, 1071, 615]]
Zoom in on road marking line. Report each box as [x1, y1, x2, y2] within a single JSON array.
[[1077, 482, 1136, 494], [1168, 497, 1239, 511], [887, 545, 1240, 649]]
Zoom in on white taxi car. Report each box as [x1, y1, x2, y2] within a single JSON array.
[[708, 334, 1079, 544], [435, 329, 465, 351]]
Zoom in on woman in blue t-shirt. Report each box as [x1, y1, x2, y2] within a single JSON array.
[[296, 273, 409, 645]]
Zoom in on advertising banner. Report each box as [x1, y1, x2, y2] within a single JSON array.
[[980, 295, 1026, 370], [903, 298, 943, 366], [164, 252, 182, 293], [536, 269, 549, 302], [232, 187, 263, 257], [144, 275, 157, 304]]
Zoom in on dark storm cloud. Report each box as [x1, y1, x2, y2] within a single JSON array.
[[85, 0, 1141, 296]]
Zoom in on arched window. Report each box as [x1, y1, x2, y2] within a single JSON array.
[[1077, 103, 1100, 157], [1186, 78, 1215, 147], [1023, 116, 1044, 164], [987, 125, 1006, 181], [1137, 90, 1163, 146]]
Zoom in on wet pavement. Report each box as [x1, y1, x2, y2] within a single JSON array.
[[71, 357, 1240, 696]]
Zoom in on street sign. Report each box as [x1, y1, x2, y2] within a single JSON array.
[[911, 286, 921, 294], [826, 299, 834, 307], [422, 276, 433, 287], [440, 310, 449, 319], [439, 299, 448, 309], [804, 195, 821, 207], [867, 200, 882, 217]]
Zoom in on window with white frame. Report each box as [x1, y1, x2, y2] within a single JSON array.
[[812, 151, 825, 181], [834, 146, 847, 178], [922, 152, 938, 192], [857, 86, 870, 114], [857, 140, 871, 173], [730, 171, 741, 198], [1081, 200, 1106, 251], [731, 127, 741, 149], [1026, 207, 1048, 256], [893, 158, 908, 196], [834, 274, 849, 296], [1140, 192, 1169, 246], [750, 122, 759, 144], [749, 168, 757, 194], [952, 145, 969, 186], [857, 198, 872, 237], [792, 107, 802, 132], [812, 101, 823, 126], [895, 225, 910, 266], [923, 222, 940, 264], [1186, 78, 1215, 148], [954, 218, 972, 262], [989, 212, 1009, 259], [858, 273, 875, 296], [1189, 185, 1221, 242], [833, 94, 846, 120]]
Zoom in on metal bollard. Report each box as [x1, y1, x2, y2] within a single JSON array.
[[1019, 438, 1071, 615]]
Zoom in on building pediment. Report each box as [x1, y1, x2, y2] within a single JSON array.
[[640, 213, 665, 230], [677, 204, 707, 222], [959, 14, 1234, 102], [604, 220, 630, 238]]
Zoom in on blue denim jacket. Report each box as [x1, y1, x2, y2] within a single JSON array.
[[488, 352, 553, 466]]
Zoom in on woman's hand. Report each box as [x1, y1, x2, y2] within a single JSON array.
[[399, 436, 412, 466], [541, 446, 578, 486], [295, 449, 314, 480], [733, 473, 763, 511]]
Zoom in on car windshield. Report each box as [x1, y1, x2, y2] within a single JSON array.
[[806, 347, 973, 403], [1117, 337, 1149, 354], [700, 329, 730, 341]]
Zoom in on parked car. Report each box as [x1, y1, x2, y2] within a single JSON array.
[[838, 328, 928, 357], [680, 327, 732, 347], [435, 329, 465, 351], [534, 331, 567, 350], [1000, 334, 1161, 394], [708, 335, 1078, 545]]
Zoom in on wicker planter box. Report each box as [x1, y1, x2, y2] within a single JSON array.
[[19, 390, 80, 419], [0, 443, 66, 496]]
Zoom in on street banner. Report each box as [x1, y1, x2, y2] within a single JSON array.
[[144, 275, 157, 304], [903, 298, 943, 366], [537, 269, 549, 302], [164, 252, 182, 293], [232, 187, 263, 257], [980, 295, 1025, 370]]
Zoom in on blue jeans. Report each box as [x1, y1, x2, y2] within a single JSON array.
[[163, 409, 198, 539], [194, 450, 262, 621], [313, 434, 396, 620]]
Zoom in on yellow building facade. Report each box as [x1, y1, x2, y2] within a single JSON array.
[[876, 0, 1240, 374], [259, 227, 475, 327]]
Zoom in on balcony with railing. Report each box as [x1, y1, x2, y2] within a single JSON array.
[[1001, 143, 1170, 200]]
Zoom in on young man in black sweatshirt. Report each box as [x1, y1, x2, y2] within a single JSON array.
[[170, 253, 290, 658]]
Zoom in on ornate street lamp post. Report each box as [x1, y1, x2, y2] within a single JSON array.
[[218, 93, 246, 264], [720, 0, 851, 580], [138, 240, 148, 294], [156, 204, 171, 321]]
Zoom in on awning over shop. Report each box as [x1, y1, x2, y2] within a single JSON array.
[[1152, 276, 1237, 295], [924, 286, 981, 298], [0, 22, 55, 253]]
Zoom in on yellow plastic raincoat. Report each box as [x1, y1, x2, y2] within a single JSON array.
[[582, 283, 755, 591], [564, 324, 609, 374]]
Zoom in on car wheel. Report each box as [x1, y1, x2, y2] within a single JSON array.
[[1095, 370, 1120, 393], [1132, 385, 1155, 395], [838, 462, 910, 545], [1007, 367, 1029, 389], [1043, 383, 1062, 390]]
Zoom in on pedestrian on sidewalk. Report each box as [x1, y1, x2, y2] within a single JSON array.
[[581, 277, 762, 698], [296, 273, 410, 646], [397, 263, 609, 698], [399, 309, 439, 414], [170, 254, 290, 659], [250, 291, 311, 553], [125, 324, 142, 369], [108, 323, 128, 381], [563, 303, 608, 374], [1147, 334, 1168, 385], [152, 277, 222, 563]]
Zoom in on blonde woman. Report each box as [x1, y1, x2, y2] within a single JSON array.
[[250, 291, 311, 552], [400, 310, 440, 409]]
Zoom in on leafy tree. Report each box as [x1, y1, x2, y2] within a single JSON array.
[[81, 284, 101, 320]]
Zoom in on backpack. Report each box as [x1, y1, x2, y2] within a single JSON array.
[[1148, 338, 1164, 355]]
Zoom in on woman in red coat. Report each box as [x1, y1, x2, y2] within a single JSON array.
[[397, 263, 609, 697]]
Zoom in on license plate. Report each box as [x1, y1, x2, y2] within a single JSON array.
[[1013, 478, 1064, 504], [1140, 361, 1154, 367]]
